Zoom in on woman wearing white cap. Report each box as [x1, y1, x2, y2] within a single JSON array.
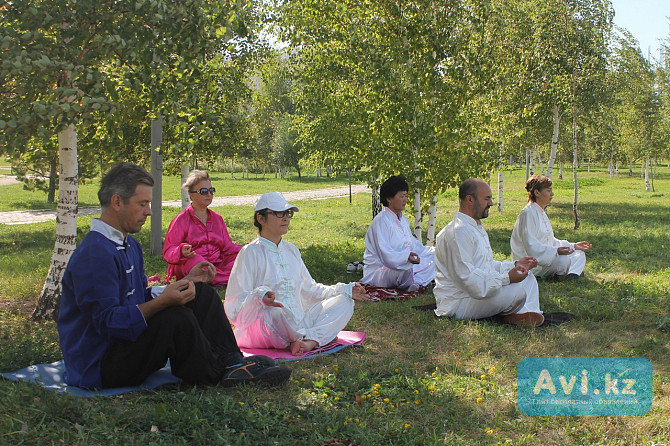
[[225, 192, 370, 356]]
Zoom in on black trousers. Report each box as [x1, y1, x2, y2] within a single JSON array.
[[101, 283, 243, 388]]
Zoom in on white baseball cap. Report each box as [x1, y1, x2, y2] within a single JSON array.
[[254, 192, 300, 212]]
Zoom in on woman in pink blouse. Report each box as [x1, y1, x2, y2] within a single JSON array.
[[163, 170, 241, 287]]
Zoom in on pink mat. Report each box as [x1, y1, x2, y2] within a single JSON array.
[[240, 330, 366, 361]]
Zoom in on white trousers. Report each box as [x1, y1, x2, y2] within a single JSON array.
[[361, 255, 435, 289], [233, 294, 354, 349], [533, 250, 586, 278], [451, 273, 541, 320]]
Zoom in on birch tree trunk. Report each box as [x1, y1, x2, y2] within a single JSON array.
[[181, 164, 190, 210], [413, 158, 422, 240], [31, 124, 78, 321], [608, 157, 613, 178], [497, 170, 504, 213], [559, 162, 564, 179], [371, 180, 382, 219], [572, 101, 580, 230], [425, 195, 437, 246], [525, 147, 530, 181], [651, 158, 656, 192], [530, 148, 535, 175], [536, 147, 544, 174], [644, 156, 650, 192], [231, 157, 235, 178], [547, 103, 561, 178]]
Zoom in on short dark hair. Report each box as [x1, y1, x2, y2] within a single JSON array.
[[458, 178, 481, 202], [253, 210, 267, 232], [98, 163, 154, 207], [525, 174, 552, 202], [380, 175, 409, 207]]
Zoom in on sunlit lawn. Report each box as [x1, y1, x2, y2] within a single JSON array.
[[1, 167, 669, 444]]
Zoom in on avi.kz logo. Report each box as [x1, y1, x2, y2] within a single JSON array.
[[517, 357, 652, 415]]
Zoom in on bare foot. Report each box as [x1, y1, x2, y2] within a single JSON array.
[[290, 339, 319, 356]]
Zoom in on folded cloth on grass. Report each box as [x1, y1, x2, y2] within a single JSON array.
[[0, 360, 179, 397], [240, 330, 366, 361], [362, 284, 426, 302]]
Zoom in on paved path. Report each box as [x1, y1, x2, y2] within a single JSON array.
[[0, 184, 371, 225], [0, 173, 19, 186]]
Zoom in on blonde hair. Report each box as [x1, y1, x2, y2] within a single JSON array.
[[182, 170, 210, 191]]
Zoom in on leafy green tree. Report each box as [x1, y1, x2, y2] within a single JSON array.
[[248, 50, 300, 177], [611, 30, 662, 192], [272, 112, 302, 177], [277, 0, 504, 240], [1, 0, 256, 320]]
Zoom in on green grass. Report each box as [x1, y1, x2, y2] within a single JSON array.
[[0, 171, 354, 212], [1, 168, 670, 444]]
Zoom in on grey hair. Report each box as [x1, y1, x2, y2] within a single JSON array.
[[98, 163, 154, 207]]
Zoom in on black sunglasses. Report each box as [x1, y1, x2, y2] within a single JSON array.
[[189, 187, 216, 196], [268, 210, 294, 219]]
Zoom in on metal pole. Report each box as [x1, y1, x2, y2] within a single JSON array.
[[150, 116, 163, 256]]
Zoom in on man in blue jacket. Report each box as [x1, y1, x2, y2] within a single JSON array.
[[58, 162, 290, 389]]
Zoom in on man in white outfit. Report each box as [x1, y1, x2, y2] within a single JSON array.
[[433, 178, 544, 326]]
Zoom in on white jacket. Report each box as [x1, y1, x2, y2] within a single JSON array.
[[510, 202, 571, 267]]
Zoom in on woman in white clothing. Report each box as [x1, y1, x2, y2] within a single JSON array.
[[361, 175, 435, 290], [225, 192, 370, 356], [510, 174, 592, 280]]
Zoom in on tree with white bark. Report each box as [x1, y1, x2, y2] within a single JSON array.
[[611, 30, 663, 193], [277, 0, 503, 244], [1, 0, 257, 321]]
